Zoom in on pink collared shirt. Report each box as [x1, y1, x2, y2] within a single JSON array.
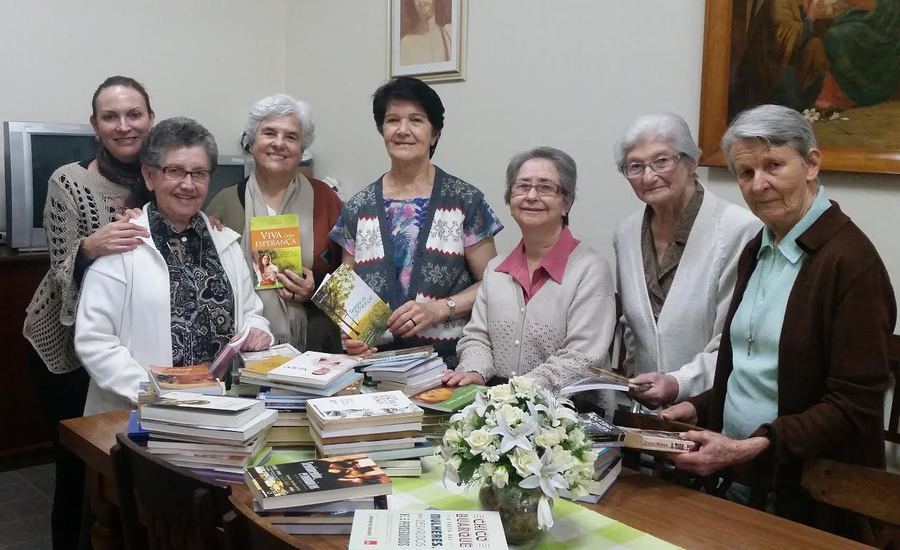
[[495, 226, 581, 304]]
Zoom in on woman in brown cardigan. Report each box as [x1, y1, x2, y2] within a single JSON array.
[[663, 104, 895, 539]]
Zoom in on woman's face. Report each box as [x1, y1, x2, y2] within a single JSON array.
[[509, 158, 568, 232], [414, 0, 435, 19], [730, 138, 820, 239], [142, 146, 210, 229], [382, 100, 437, 164], [261, 254, 271, 267], [90, 85, 154, 163], [623, 140, 695, 210], [251, 115, 303, 177]]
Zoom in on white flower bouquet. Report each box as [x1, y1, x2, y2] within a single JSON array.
[[440, 376, 594, 529]]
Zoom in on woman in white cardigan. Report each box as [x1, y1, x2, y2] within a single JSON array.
[[444, 147, 616, 394], [75, 118, 272, 414], [613, 113, 760, 408]]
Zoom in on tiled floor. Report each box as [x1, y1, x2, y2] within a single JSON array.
[[0, 463, 54, 549]]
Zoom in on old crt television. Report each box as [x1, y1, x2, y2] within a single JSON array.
[[3, 119, 252, 250], [4, 121, 98, 250]]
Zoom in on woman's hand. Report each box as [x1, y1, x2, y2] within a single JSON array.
[[206, 215, 224, 231], [388, 300, 447, 338], [277, 268, 315, 303], [80, 219, 149, 260], [116, 208, 143, 221], [660, 401, 698, 425], [672, 432, 769, 476], [442, 370, 485, 387], [341, 333, 376, 356], [629, 373, 679, 409], [239, 328, 272, 351]]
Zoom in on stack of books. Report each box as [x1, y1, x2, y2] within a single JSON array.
[[138, 392, 277, 483], [561, 412, 625, 503], [306, 391, 432, 475], [239, 350, 364, 398], [233, 344, 301, 397], [359, 346, 446, 395], [245, 454, 392, 535]]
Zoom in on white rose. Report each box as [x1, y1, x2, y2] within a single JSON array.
[[443, 428, 462, 445], [510, 376, 536, 396], [534, 428, 563, 449], [480, 462, 496, 478], [566, 427, 586, 447], [488, 383, 515, 403], [497, 403, 525, 426], [509, 447, 540, 477], [491, 465, 510, 488], [465, 429, 492, 454], [447, 455, 462, 472], [550, 445, 574, 470]]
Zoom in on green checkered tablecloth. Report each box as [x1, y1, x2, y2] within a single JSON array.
[[389, 457, 680, 549]]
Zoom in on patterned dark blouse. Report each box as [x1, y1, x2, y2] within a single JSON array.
[[148, 203, 235, 366]]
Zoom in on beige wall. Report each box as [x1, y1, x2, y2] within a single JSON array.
[[0, 0, 288, 230]]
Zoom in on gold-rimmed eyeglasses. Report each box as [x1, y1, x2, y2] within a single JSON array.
[[621, 153, 684, 179]]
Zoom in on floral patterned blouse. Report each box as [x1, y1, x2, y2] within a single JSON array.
[[148, 203, 235, 366]]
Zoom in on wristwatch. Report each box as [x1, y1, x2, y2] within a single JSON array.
[[445, 297, 457, 322]]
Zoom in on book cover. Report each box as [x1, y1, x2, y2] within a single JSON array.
[[578, 412, 626, 445], [245, 454, 392, 510], [208, 325, 250, 379], [148, 365, 224, 396], [621, 427, 699, 453], [411, 384, 488, 413], [249, 214, 302, 290], [307, 391, 423, 426], [311, 264, 392, 347], [349, 510, 508, 550], [356, 345, 435, 367], [267, 351, 360, 388], [140, 393, 265, 428], [240, 343, 301, 364]]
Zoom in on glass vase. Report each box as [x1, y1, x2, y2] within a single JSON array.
[[479, 483, 549, 545]]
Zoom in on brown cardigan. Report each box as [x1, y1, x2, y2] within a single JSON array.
[[689, 201, 896, 531]]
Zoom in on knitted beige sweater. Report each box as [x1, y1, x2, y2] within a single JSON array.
[[24, 162, 132, 373], [456, 243, 616, 394]]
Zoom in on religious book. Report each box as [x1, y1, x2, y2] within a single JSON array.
[[349, 510, 509, 550], [147, 365, 225, 396], [311, 263, 392, 347], [410, 384, 488, 413], [249, 213, 302, 290], [266, 351, 360, 388], [139, 392, 266, 429], [306, 390, 424, 429], [621, 427, 699, 453], [245, 454, 392, 510]]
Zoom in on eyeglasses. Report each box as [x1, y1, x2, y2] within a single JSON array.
[[510, 182, 561, 197], [621, 153, 684, 178], [156, 165, 211, 184]]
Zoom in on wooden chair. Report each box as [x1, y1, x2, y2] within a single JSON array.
[[222, 494, 304, 550], [111, 433, 232, 550], [887, 334, 900, 444], [802, 458, 900, 548]]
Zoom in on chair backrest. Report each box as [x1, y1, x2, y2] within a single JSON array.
[[223, 494, 303, 550], [111, 433, 232, 550], [801, 458, 900, 548], [887, 334, 900, 444]]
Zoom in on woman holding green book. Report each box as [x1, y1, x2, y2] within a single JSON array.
[[207, 94, 344, 353]]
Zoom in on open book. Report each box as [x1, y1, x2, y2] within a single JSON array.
[[312, 264, 392, 347], [559, 370, 646, 396]]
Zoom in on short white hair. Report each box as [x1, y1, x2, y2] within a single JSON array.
[[241, 93, 315, 152], [613, 112, 702, 170], [721, 104, 817, 172]]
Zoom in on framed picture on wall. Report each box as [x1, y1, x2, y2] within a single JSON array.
[[698, 0, 900, 174], [389, 0, 466, 83]]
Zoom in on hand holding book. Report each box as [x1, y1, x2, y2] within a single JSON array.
[[276, 266, 315, 303], [628, 372, 679, 408]]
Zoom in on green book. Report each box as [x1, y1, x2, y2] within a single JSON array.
[[410, 384, 488, 413], [249, 214, 302, 290]]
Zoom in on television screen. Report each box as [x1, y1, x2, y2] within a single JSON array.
[[205, 162, 247, 208], [29, 134, 97, 227]]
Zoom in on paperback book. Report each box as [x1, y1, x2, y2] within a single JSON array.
[[208, 325, 250, 379], [559, 370, 643, 396], [410, 384, 488, 413], [311, 263, 392, 347], [578, 412, 626, 446], [307, 390, 424, 428], [356, 345, 435, 367], [621, 427, 699, 453], [267, 352, 360, 388], [245, 454, 392, 510], [249, 214, 302, 290], [349, 510, 508, 550], [147, 365, 224, 396], [140, 392, 265, 428]]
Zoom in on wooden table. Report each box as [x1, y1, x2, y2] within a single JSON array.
[[60, 410, 868, 549]]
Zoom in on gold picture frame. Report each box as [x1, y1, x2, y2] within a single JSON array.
[[389, 0, 466, 83]]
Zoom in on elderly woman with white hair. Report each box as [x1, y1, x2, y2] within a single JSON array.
[[663, 104, 895, 539], [614, 113, 761, 409], [444, 147, 616, 394], [207, 93, 343, 352]]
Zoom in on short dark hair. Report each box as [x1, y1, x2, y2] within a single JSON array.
[[91, 75, 153, 118], [372, 77, 445, 157]]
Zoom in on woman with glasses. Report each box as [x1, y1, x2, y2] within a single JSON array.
[[444, 147, 615, 393], [613, 113, 760, 408], [207, 94, 344, 353], [331, 77, 502, 363], [74, 117, 272, 414]]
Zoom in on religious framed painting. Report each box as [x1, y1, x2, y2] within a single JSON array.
[[698, 0, 900, 174], [389, 0, 466, 83]]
